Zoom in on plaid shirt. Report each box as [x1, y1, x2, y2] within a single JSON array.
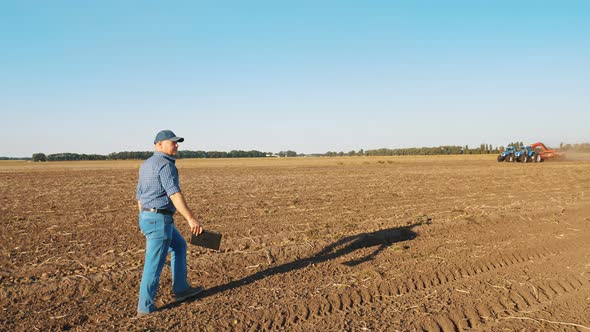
[[136, 152, 181, 212]]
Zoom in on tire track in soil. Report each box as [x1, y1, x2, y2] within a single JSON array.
[[235, 233, 589, 330], [417, 273, 590, 332]]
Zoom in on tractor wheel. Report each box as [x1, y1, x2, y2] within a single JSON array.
[[510, 154, 516, 162], [522, 154, 529, 163], [534, 153, 542, 163], [497, 155, 504, 162]]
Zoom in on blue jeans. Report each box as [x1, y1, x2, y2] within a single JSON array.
[[137, 211, 190, 314]]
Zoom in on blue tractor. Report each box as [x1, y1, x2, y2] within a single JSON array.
[[514, 148, 527, 162], [516, 146, 541, 163], [497, 146, 516, 162]]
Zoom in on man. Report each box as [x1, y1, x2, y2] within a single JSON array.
[[136, 129, 204, 315]]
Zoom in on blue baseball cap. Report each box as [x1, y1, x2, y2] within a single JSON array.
[[154, 130, 184, 144]]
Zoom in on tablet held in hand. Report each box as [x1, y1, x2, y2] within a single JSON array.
[[190, 230, 222, 251]]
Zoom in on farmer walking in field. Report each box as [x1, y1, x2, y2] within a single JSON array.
[[135, 129, 204, 316]]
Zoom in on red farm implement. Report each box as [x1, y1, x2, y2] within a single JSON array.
[[530, 142, 565, 161]]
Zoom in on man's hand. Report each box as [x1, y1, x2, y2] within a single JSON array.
[[188, 218, 204, 236], [169, 192, 204, 236]]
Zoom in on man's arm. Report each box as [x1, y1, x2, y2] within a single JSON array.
[[137, 201, 142, 212], [170, 192, 204, 235]]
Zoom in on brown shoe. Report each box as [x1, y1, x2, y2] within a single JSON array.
[[174, 286, 204, 302]]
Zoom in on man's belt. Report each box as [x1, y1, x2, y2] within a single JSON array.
[[142, 207, 174, 215]]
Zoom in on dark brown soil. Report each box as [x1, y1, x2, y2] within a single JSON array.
[[1, 156, 589, 331]]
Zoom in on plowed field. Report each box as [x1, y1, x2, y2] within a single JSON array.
[[1, 155, 589, 331]]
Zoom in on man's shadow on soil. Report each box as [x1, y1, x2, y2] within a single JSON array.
[[161, 222, 422, 311]]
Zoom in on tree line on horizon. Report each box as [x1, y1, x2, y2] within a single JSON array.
[[351, 144, 499, 157], [29, 150, 274, 162], [15, 142, 590, 162]]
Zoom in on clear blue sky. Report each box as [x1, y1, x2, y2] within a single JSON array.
[[1, 1, 588, 157]]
